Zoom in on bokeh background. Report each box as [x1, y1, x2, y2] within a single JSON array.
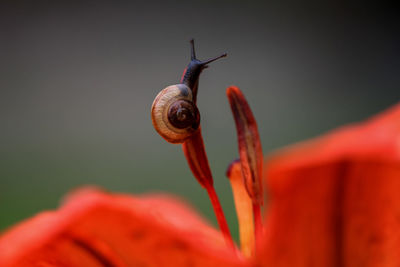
[[1, 1, 399, 241]]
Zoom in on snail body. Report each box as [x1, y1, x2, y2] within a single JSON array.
[[151, 40, 226, 144], [151, 84, 200, 144]]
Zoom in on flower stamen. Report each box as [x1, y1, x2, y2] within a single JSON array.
[[227, 86, 264, 253], [179, 40, 235, 250], [153, 41, 248, 252], [226, 159, 255, 258], [182, 130, 235, 250]]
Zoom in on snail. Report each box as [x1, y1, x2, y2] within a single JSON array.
[[151, 39, 226, 144], [151, 84, 200, 143]]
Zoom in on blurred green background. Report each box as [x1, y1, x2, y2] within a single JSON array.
[[1, 1, 399, 241]]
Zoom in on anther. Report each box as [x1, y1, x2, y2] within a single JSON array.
[[226, 86, 264, 204], [226, 159, 255, 258]]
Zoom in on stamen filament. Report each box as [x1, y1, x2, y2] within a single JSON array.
[[226, 160, 255, 258], [182, 129, 235, 249], [252, 203, 262, 251], [206, 185, 236, 250], [226, 86, 264, 254]]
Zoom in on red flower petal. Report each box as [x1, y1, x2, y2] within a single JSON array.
[[260, 104, 400, 267], [0, 187, 246, 267]]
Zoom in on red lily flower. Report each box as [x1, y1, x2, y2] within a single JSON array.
[[1, 100, 399, 267], [1, 41, 399, 266]]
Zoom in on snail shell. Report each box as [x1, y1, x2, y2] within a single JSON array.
[[151, 84, 200, 144]]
